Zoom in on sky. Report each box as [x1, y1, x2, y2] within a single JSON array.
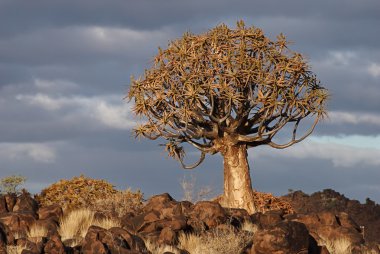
[[0, 0, 380, 203]]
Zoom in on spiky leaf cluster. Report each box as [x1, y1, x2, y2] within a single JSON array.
[[128, 21, 328, 168]]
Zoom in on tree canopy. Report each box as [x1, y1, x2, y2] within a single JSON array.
[[128, 21, 328, 169]]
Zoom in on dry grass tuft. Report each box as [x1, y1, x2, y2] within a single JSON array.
[[92, 217, 121, 230], [241, 220, 259, 234], [27, 223, 48, 238], [178, 225, 253, 254], [58, 208, 95, 241], [145, 240, 181, 254], [6, 245, 29, 254], [321, 237, 352, 254]]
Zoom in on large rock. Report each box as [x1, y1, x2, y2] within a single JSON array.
[[37, 204, 63, 222], [4, 194, 17, 212], [13, 192, 38, 214], [251, 210, 284, 229], [0, 212, 36, 234], [189, 201, 227, 229], [0, 196, 7, 214], [108, 227, 147, 253], [251, 221, 309, 254], [291, 211, 364, 247], [43, 234, 66, 254], [82, 226, 146, 254]]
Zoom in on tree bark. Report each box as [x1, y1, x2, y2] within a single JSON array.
[[220, 143, 256, 214]]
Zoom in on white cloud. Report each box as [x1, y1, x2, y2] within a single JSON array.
[[368, 63, 380, 78], [252, 135, 380, 167], [328, 111, 380, 126], [16, 93, 135, 130], [327, 51, 356, 66], [34, 78, 78, 92], [0, 143, 56, 163]]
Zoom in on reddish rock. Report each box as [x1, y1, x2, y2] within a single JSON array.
[[44, 234, 66, 254], [33, 218, 59, 237], [108, 227, 147, 253], [291, 212, 363, 247], [82, 226, 108, 254], [143, 193, 175, 213], [13, 192, 38, 214], [82, 239, 108, 254], [283, 189, 380, 244], [37, 205, 63, 222], [16, 238, 42, 254], [0, 222, 14, 246], [158, 227, 177, 245], [251, 210, 284, 229], [251, 221, 309, 254], [190, 201, 227, 229], [0, 224, 6, 247], [0, 212, 36, 234], [4, 194, 17, 212], [0, 196, 7, 214]]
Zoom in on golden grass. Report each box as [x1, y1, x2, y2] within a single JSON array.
[[178, 225, 253, 254], [92, 217, 121, 230], [241, 220, 259, 234], [320, 237, 352, 254], [58, 208, 95, 241], [145, 240, 181, 254], [6, 245, 29, 254], [27, 223, 48, 238]]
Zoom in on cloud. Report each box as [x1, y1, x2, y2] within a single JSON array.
[[0, 143, 56, 163], [16, 93, 135, 130], [252, 136, 380, 167], [368, 63, 380, 78], [328, 111, 380, 126]]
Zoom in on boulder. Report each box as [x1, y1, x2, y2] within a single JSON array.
[[0, 212, 36, 235], [81, 226, 109, 254], [251, 210, 284, 229], [4, 194, 17, 212], [251, 221, 309, 254], [37, 204, 63, 222], [43, 234, 66, 254], [158, 227, 177, 245], [0, 196, 7, 214], [108, 227, 147, 253], [143, 193, 175, 213], [291, 212, 364, 247], [13, 192, 38, 214], [190, 201, 227, 229], [16, 238, 43, 254]]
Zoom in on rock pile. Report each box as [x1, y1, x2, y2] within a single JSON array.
[[0, 190, 378, 254]]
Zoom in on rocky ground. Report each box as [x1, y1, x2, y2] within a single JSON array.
[[0, 189, 379, 254]]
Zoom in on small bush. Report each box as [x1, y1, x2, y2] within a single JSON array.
[[91, 188, 144, 216], [178, 225, 253, 254], [36, 175, 117, 211], [0, 175, 26, 194], [58, 208, 95, 242]]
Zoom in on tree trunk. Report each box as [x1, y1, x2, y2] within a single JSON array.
[[220, 143, 256, 214]]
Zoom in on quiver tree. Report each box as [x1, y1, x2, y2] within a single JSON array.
[[127, 21, 328, 214]]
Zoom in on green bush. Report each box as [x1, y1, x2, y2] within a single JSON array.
[[0, 175, 27, 194]]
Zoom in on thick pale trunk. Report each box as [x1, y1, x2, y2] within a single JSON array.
[[220, 143, 256, 214]]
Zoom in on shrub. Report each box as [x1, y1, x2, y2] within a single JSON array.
[[91, 188, 144, 217], [36, 175, 117, 211], [0, 175, 26, 194], [178, 225, 253, 254]]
